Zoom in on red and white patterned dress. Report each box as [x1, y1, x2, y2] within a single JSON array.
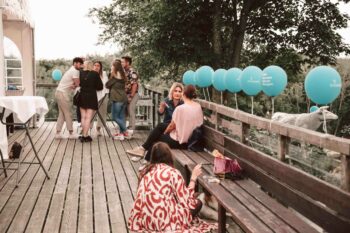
[[128, 163, 217, 233]]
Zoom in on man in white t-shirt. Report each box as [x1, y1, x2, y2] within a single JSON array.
[[55, 57, 84, 139]]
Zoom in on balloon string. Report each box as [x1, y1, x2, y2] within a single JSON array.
[[272, 97, 275, 115], [203, 89, 207, 101], [235, 93, 238, 109], [206, 88, 211, 102], [220, 92, 223, 105], [323, 110, 328, 134], [251, 96, 254, 115]]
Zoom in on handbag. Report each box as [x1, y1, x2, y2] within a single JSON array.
[[212, 150, 244, 180], [73, 90, 80, 106]]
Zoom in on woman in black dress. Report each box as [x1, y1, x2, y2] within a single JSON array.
[[78, 60, 103, 142]]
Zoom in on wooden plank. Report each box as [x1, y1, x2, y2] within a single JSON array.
[[0, 122, 54, 232], [105, 123, 135, 228], [59, 137, 82, 233], [341, 154, 350, 191], [78, 141, 94, 233], [224, 136, 350, 219], [5, 122, 60, 233], [197, 99, 350, 155], [42, 138, 76, 233], [24, 123, 69, 233], [197, 151, 318, 233], [223, 147, 350, 232], [91, 135, 110, 233], [98, 129, 127, 233], [203, 125, 225, 146]]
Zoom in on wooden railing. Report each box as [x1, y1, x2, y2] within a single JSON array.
[[143, 85, 350, 191]]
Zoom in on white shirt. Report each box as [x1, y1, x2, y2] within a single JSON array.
[[97, 71, 110, 101], [56, 66, 80, 93]]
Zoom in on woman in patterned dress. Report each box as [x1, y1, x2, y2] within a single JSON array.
[[128, 142, 217, 233]]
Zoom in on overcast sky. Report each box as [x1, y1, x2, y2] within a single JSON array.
[[4, 0, 350, 59]]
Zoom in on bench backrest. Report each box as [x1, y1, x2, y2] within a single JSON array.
[[202, 125, 350, 232]]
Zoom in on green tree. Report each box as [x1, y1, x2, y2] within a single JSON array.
[[90, 0, 350, 81]]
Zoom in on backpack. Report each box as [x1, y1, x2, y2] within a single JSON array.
[[9, 142, 22, 159], [187, 125, 204, 152]]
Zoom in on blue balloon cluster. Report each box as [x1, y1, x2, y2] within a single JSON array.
[[52, 69, 62, 81], [309, 106, 319, 113], [305, 66, 341, 105]]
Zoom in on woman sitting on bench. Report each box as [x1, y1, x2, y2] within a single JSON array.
[[127, 84, 203, 162], [128, 142, 217, 232]]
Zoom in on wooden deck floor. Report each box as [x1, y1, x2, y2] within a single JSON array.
[[0, 121, 147, 233]]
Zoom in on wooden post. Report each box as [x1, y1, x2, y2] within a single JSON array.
[[278, 135, 289, 161], [218, 204, 226, 233], [241, 123, 250, 145], [155, 93, 159, 125], [341, 154, 350, 192]]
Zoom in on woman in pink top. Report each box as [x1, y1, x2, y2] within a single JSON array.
[[128, 85, 203, 161]]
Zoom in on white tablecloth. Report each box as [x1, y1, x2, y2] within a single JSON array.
[[0, 96, 49, 159]]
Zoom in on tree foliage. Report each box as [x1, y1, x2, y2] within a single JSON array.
[[89, 0, 350, 81]]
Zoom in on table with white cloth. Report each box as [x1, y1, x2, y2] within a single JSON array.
[[0, 96, 50, 186]]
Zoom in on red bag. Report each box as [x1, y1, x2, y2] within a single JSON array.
[[213, 157, 243, 180]]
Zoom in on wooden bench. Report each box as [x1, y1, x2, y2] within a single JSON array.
[[172, 126, 350, 233]]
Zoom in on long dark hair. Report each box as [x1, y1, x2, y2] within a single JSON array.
[[110, 59, 127, 82], [94, 61, 103, 77], [138, 142, 174, 183]]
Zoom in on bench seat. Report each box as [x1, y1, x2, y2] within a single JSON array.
[[172, 149, 319, 233]]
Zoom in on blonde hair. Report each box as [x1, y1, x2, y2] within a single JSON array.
[[168, 82, 184, 100], [83, 60, 94, 71]]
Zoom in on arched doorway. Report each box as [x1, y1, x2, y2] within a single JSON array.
[[4, 36, 23, 91]]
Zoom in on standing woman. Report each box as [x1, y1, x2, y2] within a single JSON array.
[[94, 61, 109, 136], [77, 60, 103, 142], [106, 60, 129, 140]]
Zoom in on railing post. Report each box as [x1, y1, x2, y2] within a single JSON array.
[[241, 123, 250, 145], [218, 204, 226, 233], [155, 93, 159, 125], [278, 135, 289, 161], [150, 91, 155, 129], [341, 154, 350, 192]]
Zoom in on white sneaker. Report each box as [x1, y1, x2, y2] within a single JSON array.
[[138, 164, 146, 171], [55, 133, 64, 139], [126, 146, 145, 157], [131, 156, 142, 162], [114, 133, 124, 140], [68, 133, 79, 139]]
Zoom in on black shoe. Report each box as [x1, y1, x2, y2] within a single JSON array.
[[84, 136, 93, 142]]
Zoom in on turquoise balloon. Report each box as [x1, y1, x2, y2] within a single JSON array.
[[310, 106, 319, 113], [183, 70, 196, 85], [240, 66, 263, 96], [195, 66, 214, 88], [212, 69, 227, 91], [225, 68, 242, 93], [262, 65, 287, 97], [52, 69, 62, 81], [305, 66, 341, 104]]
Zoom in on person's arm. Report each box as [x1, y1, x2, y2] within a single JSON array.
[[158, 101, 167, 115], [188, 164, 202, 189], [172, 167, 201, 210], [164, 120, 176, 134]]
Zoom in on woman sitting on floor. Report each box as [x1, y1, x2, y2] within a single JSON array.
[[126, 84, 202, 161], [128, 142, 217, 233]]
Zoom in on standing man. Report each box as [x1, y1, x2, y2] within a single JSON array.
[[55, 57, 84, 139], [121, 56, 139, 134]]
